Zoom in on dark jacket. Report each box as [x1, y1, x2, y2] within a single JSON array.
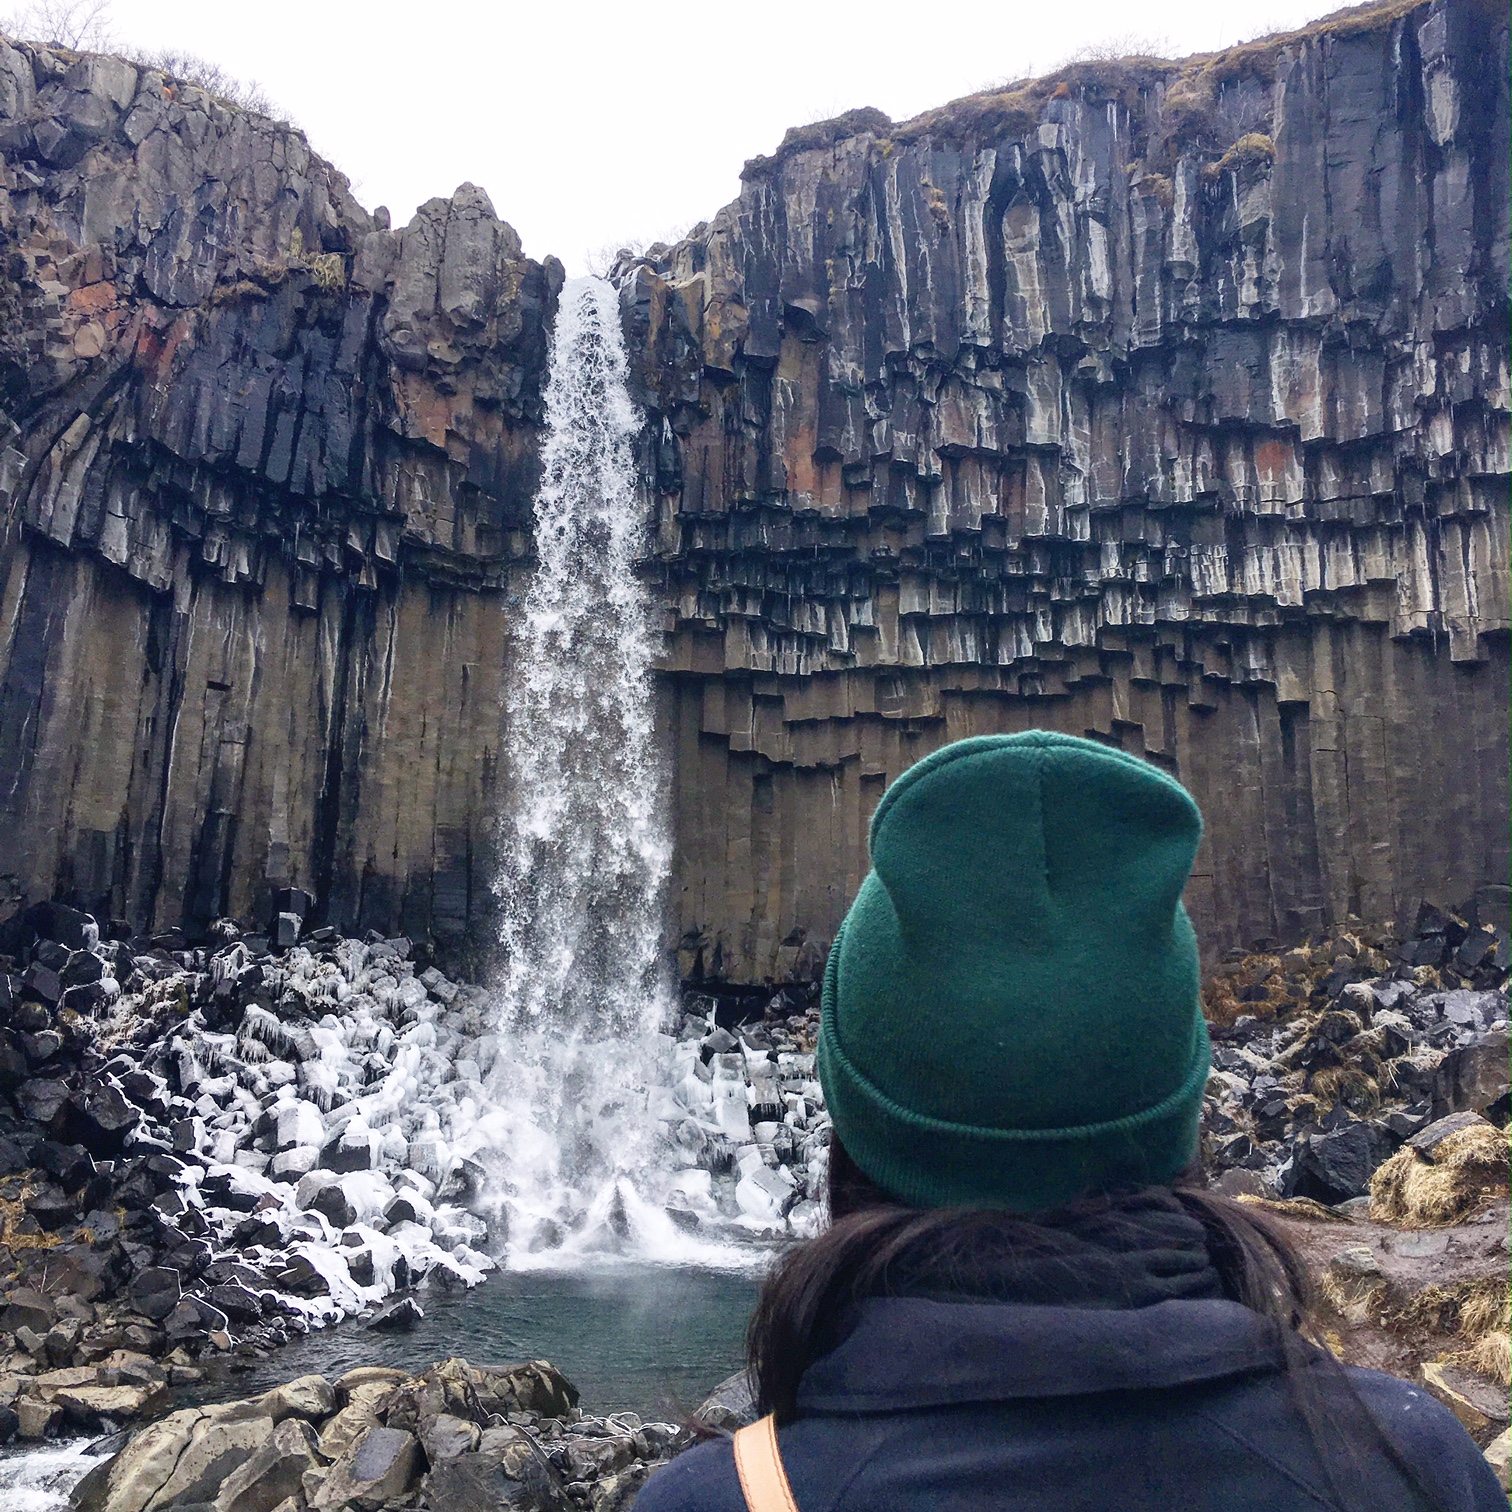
[[635, 1296, 1503, 1511]]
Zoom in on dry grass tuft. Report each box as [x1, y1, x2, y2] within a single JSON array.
[[1370, 1124, 1511, 1227], [1320, 1264, 1387, 1316], [0, 1192, 63, 1252], [1236, 1193, 1348, 1223], [1309, 1063, 1381, 1116], [1458, 1276, 1511, 1342], [1455, 1328, 1512, 1384], [1392, 1281, 1456, 1332]]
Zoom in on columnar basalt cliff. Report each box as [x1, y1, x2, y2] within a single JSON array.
[[0, 40, 560, 946], [0, 0, 1506, 979], [623, 0, 1510, 982]]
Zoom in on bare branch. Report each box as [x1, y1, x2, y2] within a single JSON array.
[[3, 0, 115, 50]]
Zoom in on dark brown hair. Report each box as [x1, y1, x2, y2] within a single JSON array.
[[742, 1138, 1449, 1512]]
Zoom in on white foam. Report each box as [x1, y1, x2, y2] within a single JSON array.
[[0, 1440, 109, 1512]]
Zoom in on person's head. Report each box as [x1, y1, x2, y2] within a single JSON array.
[[742, 733, 1448, 1512], [819, 730, 1209, 1213], [748, 731, 1232, 1415]]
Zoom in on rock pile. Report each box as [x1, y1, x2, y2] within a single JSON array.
[[0, 897, 508, 1404], [664, 989, 828, 1233], [69, 1357, 680, 1512], [0, 896, 835, 1445], [1199, 894, 1510, 1206]]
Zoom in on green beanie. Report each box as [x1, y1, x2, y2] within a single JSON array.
[[817, 730, 1210, 1212]]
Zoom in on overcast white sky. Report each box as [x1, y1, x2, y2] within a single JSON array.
[[96, 0, 1330, 273]]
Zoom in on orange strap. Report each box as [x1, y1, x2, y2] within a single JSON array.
[[732, 1413, 801, 1512]]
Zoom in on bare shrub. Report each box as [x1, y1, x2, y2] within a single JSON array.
[[130, 45, 283, 119], [1057, 32, 1173, 65], [2, 0, 113, 49]]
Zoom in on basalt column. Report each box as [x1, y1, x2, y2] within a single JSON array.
[[624, 0, 1511, 983], [0, 40, 562, 946]]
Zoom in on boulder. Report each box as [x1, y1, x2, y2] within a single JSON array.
[[270, 1255, 330, 1298], [1408, 1111, 1496, 1157], [320, 1127, 377, 1174], [127, 1267, 181, 1321], [61, 950, 104, 987], [563, 1433, 635, 1480], [26, 1180, 79, 1228], [31, 1139, 94, 1188], [383, 1190, 434, 1227], [420, 1430, 572, 1512], [53, 1380, 167, 1426], [366, 1293, 422, 1330], [422, 1410, 481, 1462], [216, 1415, 323, 1512], [270, 1146, 320, 1182], [305, 1180, 357, 1229], [16, 1077, 70, 1128], [64, 1081, 140, 1156], [1432, 1031, 1511, 1118], [208, 1283, 264, 1323], [0, 1029, 27, 1090], [470, 1359, 578, 1420], [275, 1100, 326, 1152], [21, 962, 62, 1004], [15, 1395, 61, 1437], [1485, 1429, 1510, 1493], [1291, 1122, 1398, 1205], [695, 1370, 756, 1432], [310, 1424, 419, 1509], [75, 1403, 273, 1512], [274, 888, 315, 922], [1421, 1361, 1510, 1438], [591, 1461, 651, 1510], [318, 1376, 405, 1461], [2, 1286, 55, 1335], [32, 902, 98, 950], [165, 1295, 230, 1343], [260, 1374, 336, 1423]]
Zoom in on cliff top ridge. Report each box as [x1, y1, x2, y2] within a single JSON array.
[[743, 0, 1467, 179]]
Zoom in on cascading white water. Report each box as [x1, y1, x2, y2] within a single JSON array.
[[494, 275, 667, 1033], [476, 276, 706, 1264]]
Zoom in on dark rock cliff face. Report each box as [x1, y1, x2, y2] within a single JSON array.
[[624, 0, 1510, 982], [0, 0, 1506, 978], [0, 41, 560, 947]]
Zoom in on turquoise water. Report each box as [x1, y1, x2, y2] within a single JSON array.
[[207, 1264, 762, 1417]]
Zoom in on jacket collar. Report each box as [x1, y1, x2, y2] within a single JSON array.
[[796, 1297, 1287, 1414]]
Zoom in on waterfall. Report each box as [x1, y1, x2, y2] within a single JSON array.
[[478, 276, 692, 1263], [495, 276, 668, 1032]]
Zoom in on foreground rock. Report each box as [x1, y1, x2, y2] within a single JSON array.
[[69, 1357, 678, 1512]]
